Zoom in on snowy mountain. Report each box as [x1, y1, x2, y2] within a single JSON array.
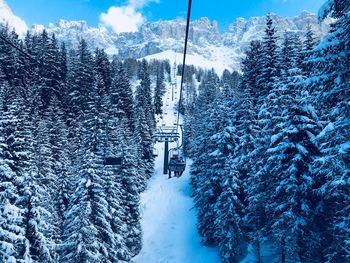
[[30, 12, 329, 74], [0, 0, 28, 35]]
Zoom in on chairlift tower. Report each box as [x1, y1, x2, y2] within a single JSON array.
[[154, 126, 180, 174]]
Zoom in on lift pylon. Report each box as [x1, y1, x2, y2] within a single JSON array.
[[154, 126, 180, 174]]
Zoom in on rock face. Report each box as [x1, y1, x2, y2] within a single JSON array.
[[222, 11, 328, 52], [30, 12, 329, 72]]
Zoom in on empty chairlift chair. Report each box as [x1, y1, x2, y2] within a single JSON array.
[[152, 147, 159, 157], [104, 156, 123, 166]]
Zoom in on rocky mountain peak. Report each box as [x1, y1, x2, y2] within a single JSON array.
[[24, 12, 330, 73]]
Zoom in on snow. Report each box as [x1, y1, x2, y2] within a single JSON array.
[[318, 0, 334, 21], [143, 49, 235, 76], [339, 142, 350, 154], [133, 72, 220, 263], [0, 0, 28, 36]]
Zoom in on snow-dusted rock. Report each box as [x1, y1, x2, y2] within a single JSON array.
[[29, 12, 329, 73]]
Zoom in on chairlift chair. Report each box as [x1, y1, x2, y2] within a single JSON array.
[[152, 148, 159, 157], [168, 149, 186, 177], [104, 156, 123, 166]]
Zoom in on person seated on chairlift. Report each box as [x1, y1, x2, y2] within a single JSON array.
[[168, 155, 178, 179], [168, 155, 184, 178]]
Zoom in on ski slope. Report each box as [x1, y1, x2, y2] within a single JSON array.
[[133, 77, 221, 263]]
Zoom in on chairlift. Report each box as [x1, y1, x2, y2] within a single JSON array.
[[104, 156, 123, 166], [168, 150, 186, 177], [152, 148, 159, 157]]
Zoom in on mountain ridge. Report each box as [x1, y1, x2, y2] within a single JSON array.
[[29, 11, 329, 74], [0, 2, 330, 74]]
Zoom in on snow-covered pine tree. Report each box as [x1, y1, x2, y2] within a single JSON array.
[[44, 96, 71, 258], [257, 14, 279, 102], [214, 161, 246, 263], [244, 20, 280, 256], [38, 32, 62, 109], [0, 70, 26, 263], [102, 114, 130, 261], [62, 73, 114, 263], [309, 1, 350, 261], [94, 48, 112, 94], [114, 118, 142, 257], [154, 63, 165, 115], [0, 26, 20, 87], [138, 59, 156, 133], [110, 63, 136, 133], [134, 60, 155, 180], [190, 75, 239, 247], [262, 32, 322, 261], [301, 25, 318, 77]]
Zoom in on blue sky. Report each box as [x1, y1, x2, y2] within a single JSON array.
[[7, 0, 325, 32]]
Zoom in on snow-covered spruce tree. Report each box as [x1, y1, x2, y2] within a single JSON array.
[[257, 14, 279, 102], [94, 48, 112, 94], [138, 59, 156, 133], [254, 15, 280, 179], [262, 31, 322, 261], [191, 109, 224, 245], [62, 74, 114, 263], [309, 1, 350, 261], [110, 63, 136, 133], [66, 39, 94, 118], [107, 76, 143, 258], [43, 96, 71, 258], [0, 26, 21, 87], [235, 40, 263, 170], [234, 41, 266, 261], [134, 108, 153, 183], [301, 25, 318, 77], [7, 92, 56, 262], [185, 69, 220, 157], [114, 118, 142, 257], [103, 116, 131, 261], [134, 60, 155, 180], [191, 74, 239, 247], [214, 161, 246, 263], [37, 31, 62, 109], [0, 71, 26, 263], [154, 63, 165, 115], [244, 19, 280, 257]]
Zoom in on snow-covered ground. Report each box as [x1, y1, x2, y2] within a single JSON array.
[[143, 49, 236, 76], [133, 75, 221, 263]]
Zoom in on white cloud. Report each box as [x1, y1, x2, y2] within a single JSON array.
[[99, 0, 159, 34], [0, 0, 28, 36]]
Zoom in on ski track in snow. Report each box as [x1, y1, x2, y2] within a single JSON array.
[[133, 76, 220, 263]]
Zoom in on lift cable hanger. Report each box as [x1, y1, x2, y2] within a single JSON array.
[[175, 0, 192, 131]]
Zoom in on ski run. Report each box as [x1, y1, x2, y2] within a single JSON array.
[[134, 78, 221, 263]]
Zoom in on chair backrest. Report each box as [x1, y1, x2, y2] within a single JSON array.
[[104, 157, 123, 166]]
